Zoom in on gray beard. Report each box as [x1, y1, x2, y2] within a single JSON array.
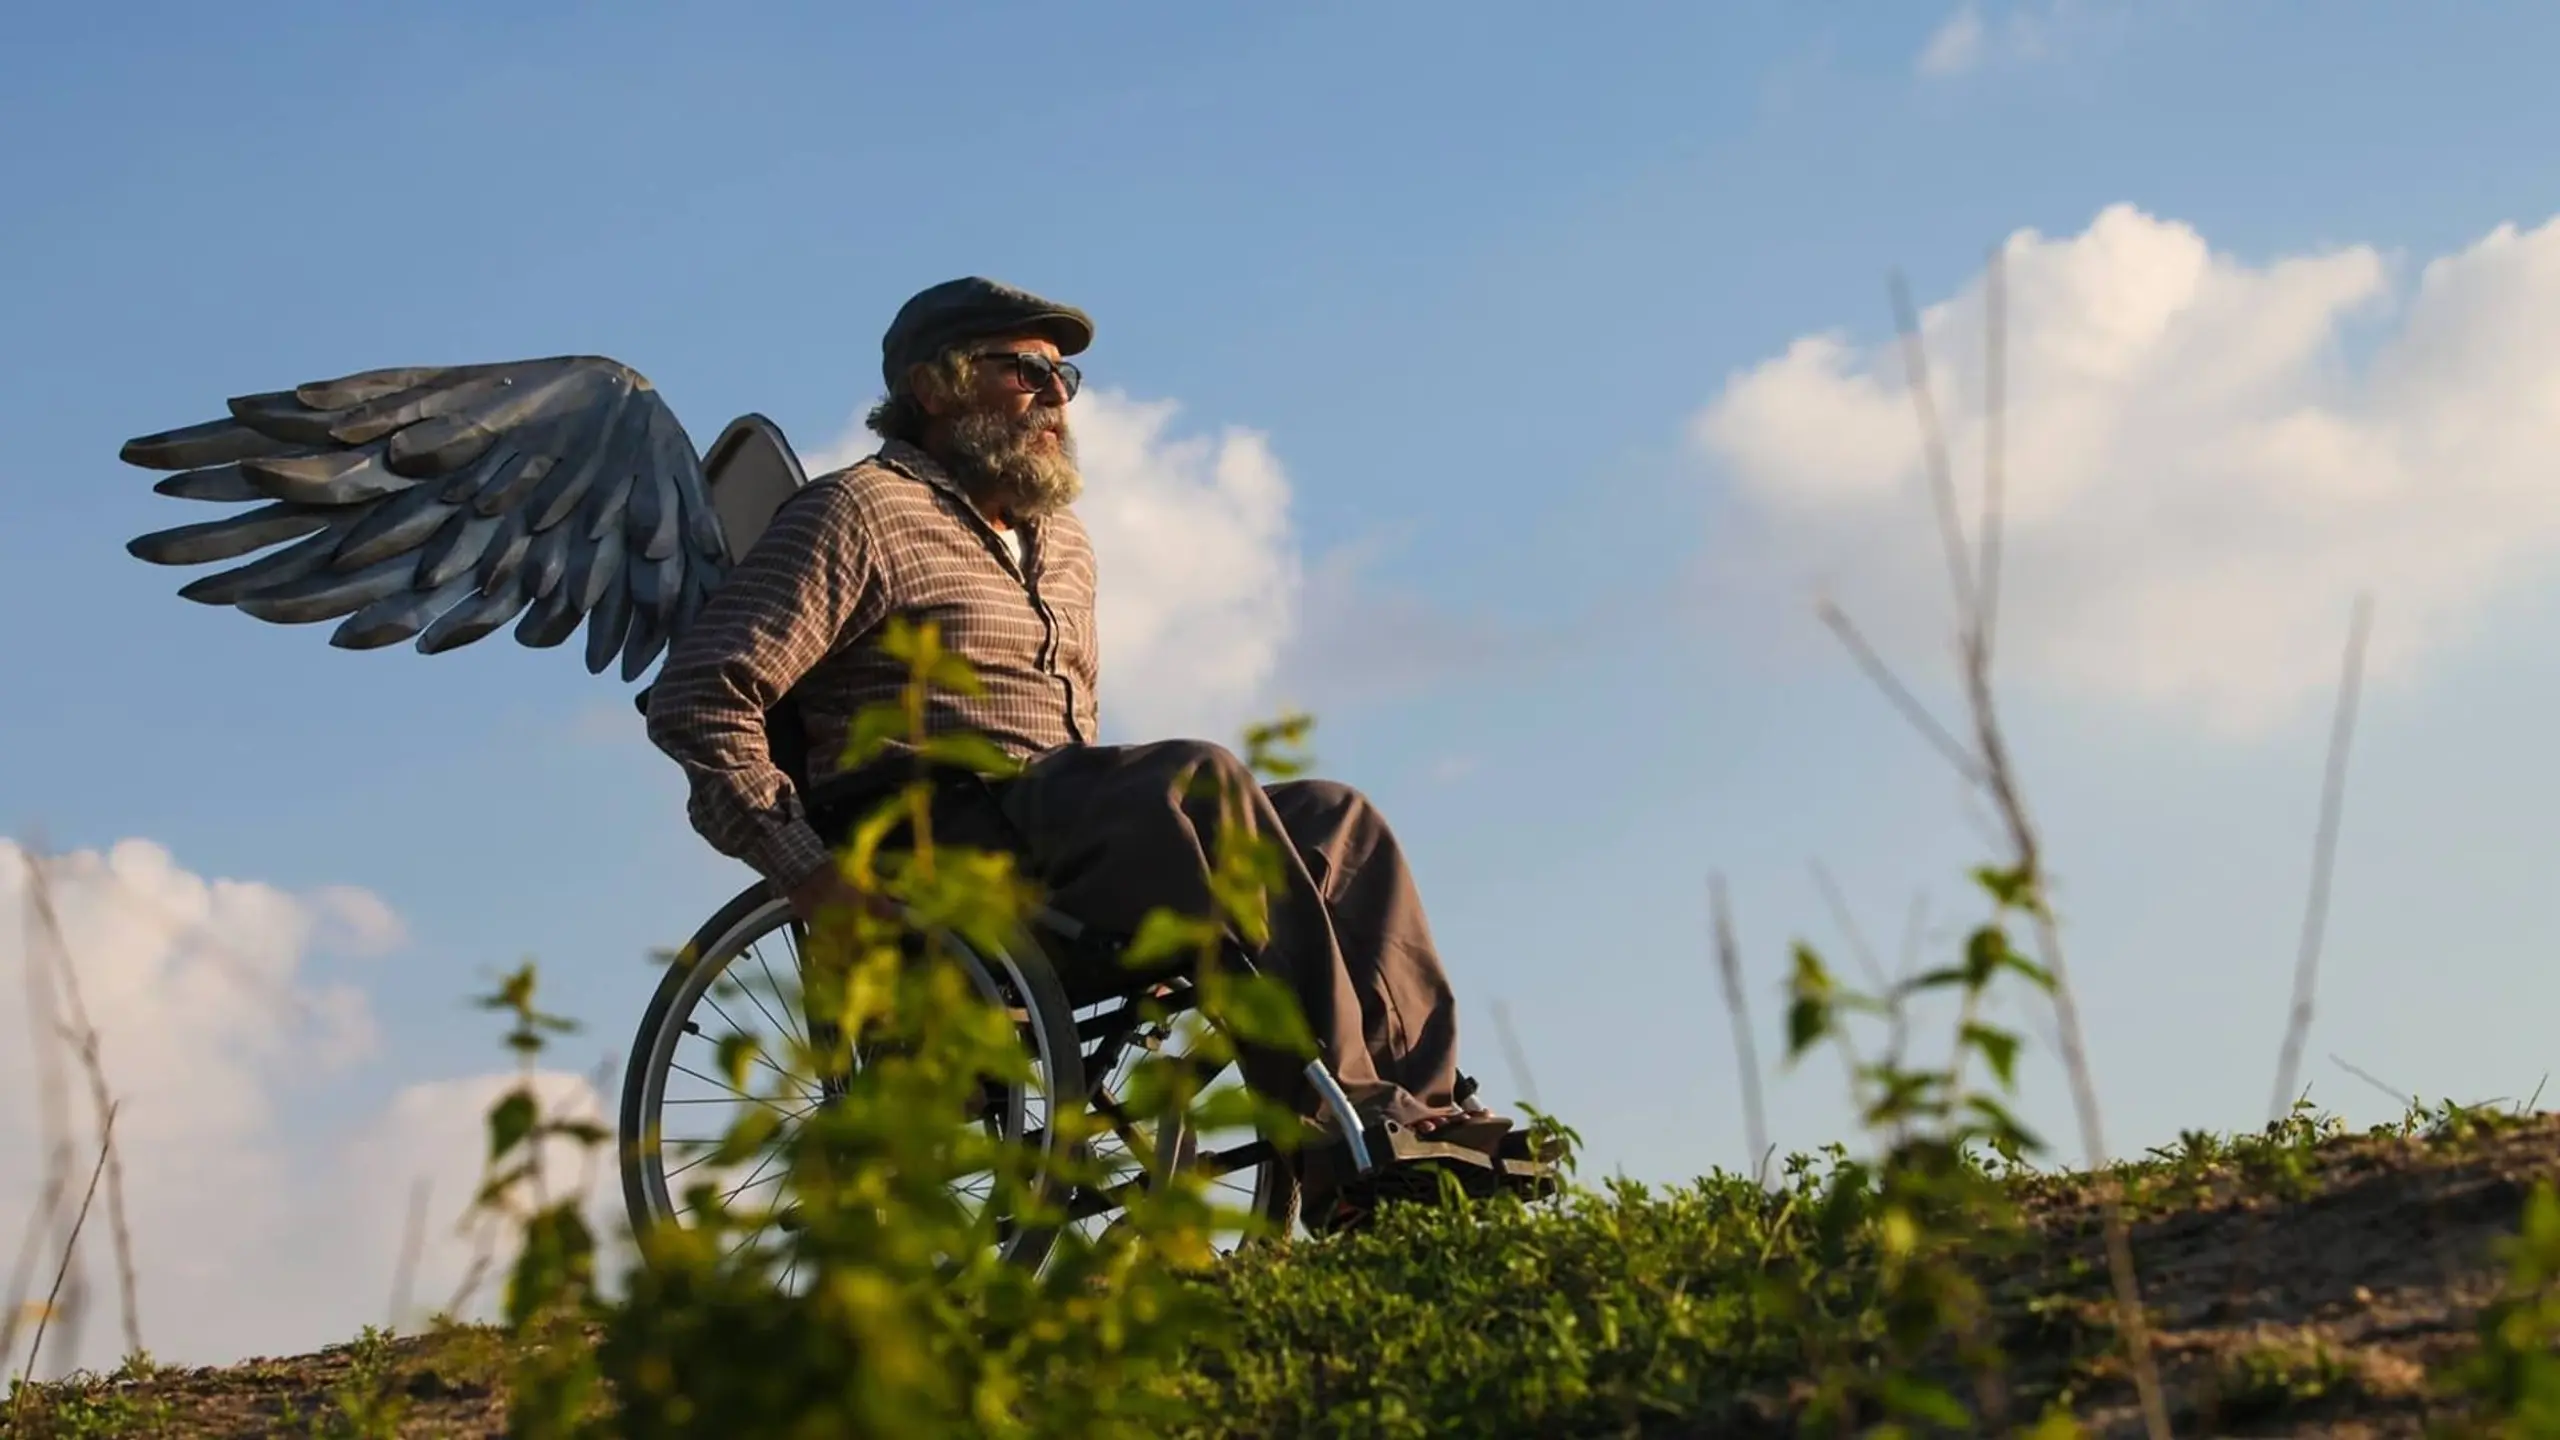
[[941, 407, 1084, 523]]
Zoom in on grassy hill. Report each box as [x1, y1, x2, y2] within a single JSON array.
[[10, 1103, 2559, 1438]]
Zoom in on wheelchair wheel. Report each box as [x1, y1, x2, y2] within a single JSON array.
[[618, 880, 1087, 1279], [1070, 983, 1302, 1250]]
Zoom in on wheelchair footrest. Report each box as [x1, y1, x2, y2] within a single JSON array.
[[1299, 1119, 1561, 1201]]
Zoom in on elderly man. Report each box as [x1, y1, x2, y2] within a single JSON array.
[[644, 276, 1506, 1162]]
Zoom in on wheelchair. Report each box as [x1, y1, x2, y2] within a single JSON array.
[[614, 698, 1555, 1277]]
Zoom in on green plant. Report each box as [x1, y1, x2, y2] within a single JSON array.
[[2444, 1180, 2560, 1436], [456, 618, 1353, 1439]]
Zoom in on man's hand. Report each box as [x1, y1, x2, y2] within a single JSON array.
[[785, 869, 897, 926]]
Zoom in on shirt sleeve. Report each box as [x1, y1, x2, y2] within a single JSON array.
[[644, 477, 883, 891]]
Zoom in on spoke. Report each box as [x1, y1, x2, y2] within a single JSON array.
[[744, 941, 805, 1047], [667, 1061, 815, 1115], [696, 994, 808, 1092]]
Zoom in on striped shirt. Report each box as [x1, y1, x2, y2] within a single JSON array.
[[644, 440, 1099, 888]]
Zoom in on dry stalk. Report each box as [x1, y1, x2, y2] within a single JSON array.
[[1487, 998, 1542, 1113], [2269, 596, 2374, 1126], [1707, 875, 1771, 1184], [15, 841, 144, 1360], [390, 1176, 432, 1331], [1823, 251, 2173, 1437], [16, 1103, 116, 1390]]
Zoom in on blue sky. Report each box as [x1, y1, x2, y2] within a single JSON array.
[[12, 0, 2560, 1366]]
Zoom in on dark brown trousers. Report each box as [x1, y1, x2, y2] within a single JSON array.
[[883, 738, 1465, 1128]]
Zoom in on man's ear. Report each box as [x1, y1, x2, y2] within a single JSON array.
[[905, 363, 953, 419]]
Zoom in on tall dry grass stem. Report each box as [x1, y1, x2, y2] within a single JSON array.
[[2269, 596, 2374, 1127], [8, 840, 143, 1367], [1707, 874, 1771, 1183], [1821, 252, 2173, 1438]]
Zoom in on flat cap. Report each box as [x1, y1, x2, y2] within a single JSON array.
[[880, 276, 1094, 391]]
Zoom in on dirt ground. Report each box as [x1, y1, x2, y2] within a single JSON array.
[[8, 1114, 2558, 1437]]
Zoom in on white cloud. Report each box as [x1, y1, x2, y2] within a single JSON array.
[[1066, 390, 1304, 741], [1, 840, 608, 1376], [1917, 4, 1987, 77], [1695, 203, 2560, 737], [802, 390, 1307, 744], [1914, 0, 2104, 80]]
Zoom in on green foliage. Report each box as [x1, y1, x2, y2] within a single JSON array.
[[2445, 1180, 2560, 1437], [1772, 862, 2061, 1434], [453, 620, 1370, 1438]]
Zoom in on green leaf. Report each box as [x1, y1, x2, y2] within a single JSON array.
[[1203, 973, 1317, 1058], [836, 702, 912, 771], [488, 1089, 536, 1163], [1876, 1373, 1973, 1428], [1124, 909, 1220, 967], [2005, 949, 2058, 992], [1971, 863, 2038, 910], [1963, 925, 2010, 989], [925, 651, 985, 699], [1962, 1023, 2022, 1089], [1786, 995, 1831, 1058], [917, 732, 1024, 779]]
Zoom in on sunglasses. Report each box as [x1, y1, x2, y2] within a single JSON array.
[[971, 349, 1082, 400]]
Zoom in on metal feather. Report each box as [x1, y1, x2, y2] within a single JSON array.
[[571, 524, 627, 612], [331, 570, 483, 651], [237, 550, 421, 624], [419, 584, 535, 655], [386, 364, 613, 479], [617, 601, 668, 682], [296, 365, 453, 412], [584, 472, 633, 543], [332, 483, 458, 572], [240, 445, 420, 506], [472, 452, 549, 516], [628, 546, 679, 617], [330, 367, 511, 447], [523, 379, 638, 529], [152, 465, 266, 503], [582, 574, 633, 675], [225, 390, 348, 446], [128, 502, 333, 566], [473, 508, 535, 596], [175, 524, 348, 605], [514, 574, 585, 649], [418, 509, 507, 590], [519, 522, 573, 602], [120, 419, 307, 472]]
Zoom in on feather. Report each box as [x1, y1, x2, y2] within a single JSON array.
[[582, 573, 633, 674], [152, 464, 266, 503], [329, 367, 509, 447], [386, 363, 612, 478], [331, 570, 483, 651], [524, 379, 639, 529], [514, 575, 585, 648], [295, 365, 453, 412], [473, 507, 535, 596], [617, 602, 668, 682], [417, 509, 506, 590], [418, 583, 534, 655], [332, 483, 458, 571], [570, 524, 626, 612], [241, 445, 419, 506], [519, 522, 573, 602], [237, 550, 421, 624], [472, 451, 548, 516], [120, 418, 306, 472], [225, 389, 348, 446], [175, 524, 347, 605], [128, 502, 332, 566]]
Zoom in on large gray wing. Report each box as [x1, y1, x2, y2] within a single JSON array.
[[119, 355, 733, 683]]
